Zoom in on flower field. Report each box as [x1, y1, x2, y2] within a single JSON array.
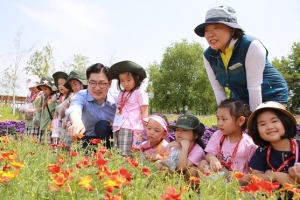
[[1, 120, 300, 199]]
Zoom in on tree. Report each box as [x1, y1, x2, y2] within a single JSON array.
[[24, 43, 55, 77], [272, 42, 300, 113], [147, 39, 216, 114], [0, 29, 33, 115], [60, 54, 90, 73]]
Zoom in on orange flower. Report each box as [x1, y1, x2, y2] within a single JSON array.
[[77, 133, 84, 139], [48, 125, 54, 131], [119, 168, 132, 182], [47, 164, 61, 174], [159, 153, 169, 159], [161, 186, 182, 200], [10, 160, 25, 169], [125, 157, 138, 168], [188, 176, 200, 184], [233, 171, 245, 179], [51, 173, 68, 187], [104, 175, 123, 193], [78, 175, 93, 191], [1, 151, 16, 161]]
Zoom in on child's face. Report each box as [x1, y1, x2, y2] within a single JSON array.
[[175, 127, 195, 143], [257, 110, 285, 143], [146, 119, 167, 146], [58, 78, 69, 95], [29, 87, 39, 93], [39, 85, 52, 96], [69, 79, 83, 93], [216, 107, 242, 136], [119, 72, 135, 91]]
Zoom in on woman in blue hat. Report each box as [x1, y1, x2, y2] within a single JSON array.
[[194, 6, 288, 112]]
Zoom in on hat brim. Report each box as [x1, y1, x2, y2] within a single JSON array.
[[109, 61, 147, 80], [36, 84, 58, 92], [194, 22, 244, 37], [27, 82, 39, 89], [247, 102, 296, 134], [64, 78, 87, 92], [52, 71, 72, 91], [167, 124, 194, 131]]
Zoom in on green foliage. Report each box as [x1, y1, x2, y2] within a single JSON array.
[[24, 43, 55, 77], [0, 105, 20, 121], [272, 42, 300, 113], [60, 54, 90, 74], [147, 39, 216, 114]]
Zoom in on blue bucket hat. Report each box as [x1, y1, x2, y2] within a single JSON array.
[[194, 6, 244, 37]]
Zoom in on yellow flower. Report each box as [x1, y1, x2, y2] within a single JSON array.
[[10, 160, 25, 169]]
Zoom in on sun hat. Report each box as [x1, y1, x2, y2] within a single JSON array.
[[26, 75, 40, 89], [143, 115, 168, 132], [109, 61, 147, 80], [64, 70, 87, 90], [36, 77, 58, 91], [194, 5, 244, 37], [168, 114, 202, 131], [247, 101, 296, 132], [52, 71, 72, 91]]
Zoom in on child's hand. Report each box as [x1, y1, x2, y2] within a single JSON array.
[[179, 140, 190, 149], [210, 157, 223, 172], [272, 172, 295, 185], [288, 166, 300, 181]]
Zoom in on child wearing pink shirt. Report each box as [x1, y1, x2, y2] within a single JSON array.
[[109, 61, 149, 156], [198, 99, 257, 175], [140, 115, 169, 161], [159, 114, 206, 178]]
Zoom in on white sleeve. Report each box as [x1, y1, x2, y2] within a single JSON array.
[[245, 40, 265, 111], [203, 55, 226, 105]]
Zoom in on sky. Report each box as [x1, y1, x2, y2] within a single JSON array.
[[0, 0, 299, 96]]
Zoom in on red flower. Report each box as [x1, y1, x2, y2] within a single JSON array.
[[141, 167, 150, 177], [90, 139, 101, 144], [70, 151, 78, 157], [47, 164, 61, 174], [161, 186, 182, 200], [125, 157, 138, 168]]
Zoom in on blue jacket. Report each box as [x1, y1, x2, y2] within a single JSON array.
[[204, 35, 288, 104]]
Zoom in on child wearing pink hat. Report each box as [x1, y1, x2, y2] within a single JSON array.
[[22, 75, 43, 138], [140, 115, 169, 161]]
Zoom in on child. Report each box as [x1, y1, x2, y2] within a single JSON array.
[[109, 60, 149, 156], [140, 115, 169, 161], [52, 71, 73, 147], [64, 70, 87, 94], [198, 99, 257, 174], [248, 101, 299, 185], [161, 114, 206, 175], [36, 77, 58, 143], [21, 75, 43, 138]]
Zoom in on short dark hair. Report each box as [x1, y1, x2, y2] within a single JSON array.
[[218, 98, 251, 131], [249, 108, 297, 147], [86, 63, 110, 80], [116, 71, 142, 92], [232, 29, 244, 39]]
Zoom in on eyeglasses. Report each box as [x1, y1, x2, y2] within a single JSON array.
[[88, 81, 109, 88]]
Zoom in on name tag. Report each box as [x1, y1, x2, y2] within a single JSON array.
[[113, 114, 123, 127], [228, 63, 242, 70]]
